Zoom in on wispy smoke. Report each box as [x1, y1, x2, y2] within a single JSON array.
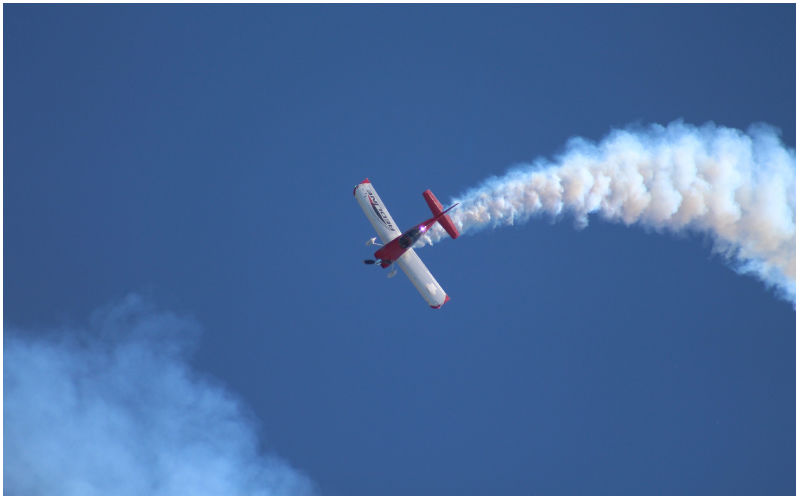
[[420, 121, 795, 302], [4, 294, 314, 495]]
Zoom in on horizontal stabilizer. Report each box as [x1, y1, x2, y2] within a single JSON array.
[[423, 190, 459, 239]]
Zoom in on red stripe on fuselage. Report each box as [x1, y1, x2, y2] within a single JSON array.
[[374, 215, 439, 264]]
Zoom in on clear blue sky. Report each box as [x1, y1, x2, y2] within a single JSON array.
[[4, 4, 795, 495]]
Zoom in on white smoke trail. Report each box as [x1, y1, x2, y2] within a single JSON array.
[[420, 121, 795, 302], [4, 294, 315, 495]]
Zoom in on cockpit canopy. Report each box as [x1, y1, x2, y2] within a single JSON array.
[[397, 227, 423, 249]]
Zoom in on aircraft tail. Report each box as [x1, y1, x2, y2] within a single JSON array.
[[423, 190, 459, 239]]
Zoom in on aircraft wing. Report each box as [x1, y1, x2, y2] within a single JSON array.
[[395, 248, 450, 309], [353, 179, 402, 244], [354, 178, 450, 309]]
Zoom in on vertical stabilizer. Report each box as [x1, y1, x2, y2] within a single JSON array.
[[423, 190, 459, 239]]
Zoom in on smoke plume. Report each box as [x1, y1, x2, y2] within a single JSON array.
[[4, 294, 314, 495], [420, 121, 795, 302]]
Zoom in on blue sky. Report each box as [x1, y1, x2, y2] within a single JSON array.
[[4, 4, 795, 495]]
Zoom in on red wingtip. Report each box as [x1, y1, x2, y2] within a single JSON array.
[[430, 295, 451, 309], [353, 178, 371, 196]]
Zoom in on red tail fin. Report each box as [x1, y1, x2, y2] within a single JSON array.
[[423, 190, 459, 239]]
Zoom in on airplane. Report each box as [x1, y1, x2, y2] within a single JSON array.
[[353, 178, 459, 309]]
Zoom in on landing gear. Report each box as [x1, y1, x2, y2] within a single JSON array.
[[363, 258, 394, 272], [364, 259, 394, 276]]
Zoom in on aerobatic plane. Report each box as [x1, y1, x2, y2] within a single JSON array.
[[353, 178, 459, 309]]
